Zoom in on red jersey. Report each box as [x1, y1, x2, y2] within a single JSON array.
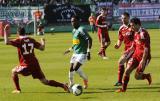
[[96, 15, 108, 34], [118, 24, 134, 51], [132, 28, 151, 61], [10, 36, 41, 68]]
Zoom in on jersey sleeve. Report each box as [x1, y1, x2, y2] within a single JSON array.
[[141, 32, 150, 48], [9, 39, 21, 47], [118, 27, 124, 41], [96, 15, 101, 26], [31, 38, 41, 49]]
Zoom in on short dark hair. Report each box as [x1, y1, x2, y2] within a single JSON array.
[[130, 17, 141, 25], [71, 15, 80, 21], [123, 12, 130, 18], [17, 27, 25, 35]]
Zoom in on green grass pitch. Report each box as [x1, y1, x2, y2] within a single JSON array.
[[0, 29, 160, 101]]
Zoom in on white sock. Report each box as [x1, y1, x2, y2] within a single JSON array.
[[69, 71, 75, 86], [76, 68, 88, 81]]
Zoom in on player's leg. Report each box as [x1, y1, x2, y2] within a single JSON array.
[[134, 58, 151, 85], [97, 33, 103, 57], [116, 58, 138, 92], [69, 63, 75, 87], [74, 62, 88, 89], [74, 54, 88, 89], [39, 78, 69, 92], [37, 71, 69, 92], [102, 32, 111, 59], [114, 55, 127, 86], [69, 54, 77, 87], [11, 66, 30, 93]]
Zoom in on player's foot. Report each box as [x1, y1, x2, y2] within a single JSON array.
[[83, 80, 88, 89], [102, 56, 109, 60], [63, 83, 70, 92], [12, 90, 21, 94], [146, 74, 152, 85], [114, 82, 122, 86], [115, 88, 126, 93]]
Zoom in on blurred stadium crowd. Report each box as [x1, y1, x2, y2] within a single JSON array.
[[0, 0, 160, 6]]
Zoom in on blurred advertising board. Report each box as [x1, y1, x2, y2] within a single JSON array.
[[44, 4, 91, 24], [113, 3, 160, 21]]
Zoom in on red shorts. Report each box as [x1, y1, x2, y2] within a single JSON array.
[[98, 31, 110, 43], [14, 65, 45, 79], [127, 57, 151, 73]]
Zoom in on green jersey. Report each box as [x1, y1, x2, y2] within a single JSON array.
[[72, 26, 90, 54]]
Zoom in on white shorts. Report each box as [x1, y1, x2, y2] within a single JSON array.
[[70, 54, 87, 64]]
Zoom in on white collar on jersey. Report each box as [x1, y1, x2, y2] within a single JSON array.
[[19, 35, 28, 39]]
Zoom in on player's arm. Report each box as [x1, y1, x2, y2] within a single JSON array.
[[80, 28, 92, 60], [114, 40, 122, 49], [38, 38, 45, 51], [140, 39, 149, 69], [4, 24, 12, 45], [124, 42, 135, 55], [96, 16, 107, 28], [64, 46, 73, 55], [115, 28, 123, 49], [86, 35, 92, 60]]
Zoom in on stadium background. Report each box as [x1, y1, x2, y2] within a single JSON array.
[[0, 0, 160, 34]]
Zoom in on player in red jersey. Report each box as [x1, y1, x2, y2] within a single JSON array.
[[116, 17, 152, 92], [96, 7, 110, 59], [114, 12, 134, 86], [4, 25, 68, 94]]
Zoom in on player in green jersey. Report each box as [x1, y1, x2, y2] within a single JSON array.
[[64, 15, 92, 89]]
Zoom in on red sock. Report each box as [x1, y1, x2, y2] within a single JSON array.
[[48, 80, 64, 88], [12, 74, 21, 91], [122, 75, 130, 91], [118, 64, 124, 83], [101, 48, 106, 57]]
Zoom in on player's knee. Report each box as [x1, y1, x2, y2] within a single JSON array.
[[40, 79, 49, 85], [125, 69, 131, 76], [11, 68, 16, 74], [135, 72, 142, 80], [118, 59, 124, 65]]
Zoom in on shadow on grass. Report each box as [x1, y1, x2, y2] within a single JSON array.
[[23, 91, 68, 94], [22, 84, 160, 94]]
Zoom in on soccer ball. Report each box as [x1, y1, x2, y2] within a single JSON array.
[[72, 84, 83, 96]]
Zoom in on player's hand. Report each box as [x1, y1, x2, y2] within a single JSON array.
[[87, 52, 91, 60], [64, 50, 70, 55], [114, 44, 119, 49]]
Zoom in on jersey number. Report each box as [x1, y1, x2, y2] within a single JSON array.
[[22, 43, 34, 55]]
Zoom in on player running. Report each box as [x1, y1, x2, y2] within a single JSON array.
[[116, 17, 152, 92], [4, 25, 68, 94], [114, 12, 134, 86], [64, 15, 92, 89]]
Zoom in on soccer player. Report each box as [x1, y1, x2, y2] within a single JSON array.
[[4, 25, 68, 94], [96, 7, 111, 59], [116, 17, 152, 92], [114, 12, 134, 86], [88, 13, 96, 34], [64, 15, 92, 89]]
